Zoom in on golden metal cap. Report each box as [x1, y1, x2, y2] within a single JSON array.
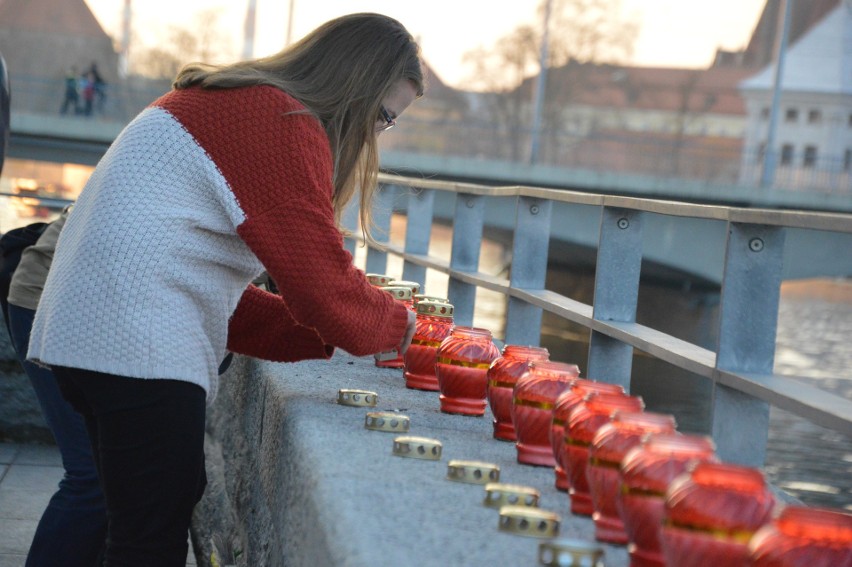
[[364, 412, 410, 433], [388, 280, 421, 294], [392, 436, 442, 460], [446, 460, 500, 484], [483, 483, 540, 509], [380, 286, 413, 300], [498, 506, 560, 539], [414, 294, 450, 304], [337, 389, 378, 407], [538, 538, 605, 567], [415, 300, 454, 318], [366, 273, 393, 286]]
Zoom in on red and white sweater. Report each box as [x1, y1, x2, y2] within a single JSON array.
[[28, 85, 408, 399]]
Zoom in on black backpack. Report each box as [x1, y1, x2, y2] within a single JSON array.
[[0, 222, 50, 334]]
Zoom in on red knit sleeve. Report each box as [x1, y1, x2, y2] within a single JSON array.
[[227, 285, 334, 362], [165, 86, 409, 357]]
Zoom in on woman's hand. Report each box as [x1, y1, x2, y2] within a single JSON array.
[[398, 309, 417, 355]]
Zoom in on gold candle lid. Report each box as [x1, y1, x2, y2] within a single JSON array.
[[381, 286, 413, 300], [446, 460, 500, 484], [498, 506, 560, 539], [388, 280, 421, 294], [416, 300, 454, 317], [483, 483, 540, 509], [364, 412, 410, 433], [414, 294, 450, 304], [337, 389, 378, 407], [392, 436, 442, 460], [538, 538, 605, 566], [366, 273, 394, 286]]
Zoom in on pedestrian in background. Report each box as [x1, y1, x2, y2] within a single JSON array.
[[28, 12, 421, 566], [60, 66, 79, 115]]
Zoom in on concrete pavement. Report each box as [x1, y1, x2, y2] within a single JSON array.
[[0, 443, 197, 566]]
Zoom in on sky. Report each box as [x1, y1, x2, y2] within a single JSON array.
[[84, 0, 769, 88]]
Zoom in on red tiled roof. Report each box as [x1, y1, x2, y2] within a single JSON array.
[[0, 0, 110, 39]]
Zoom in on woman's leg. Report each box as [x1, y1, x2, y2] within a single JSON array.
[[7, 304, 107, 567], [54, 366, 207, 567]]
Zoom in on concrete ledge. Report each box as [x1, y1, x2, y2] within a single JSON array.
[[196, 353, 628, 566]]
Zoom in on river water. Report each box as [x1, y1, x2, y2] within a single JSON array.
[[369, 218, 852, 512]]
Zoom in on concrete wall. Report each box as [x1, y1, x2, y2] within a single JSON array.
[[193, 353, 630, 567]]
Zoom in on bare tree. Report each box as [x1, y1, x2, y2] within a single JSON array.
[[460, 0, 637, 163], [130, 9, 235, 80]]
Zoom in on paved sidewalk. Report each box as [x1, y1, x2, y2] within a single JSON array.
[[0, 442, 197, 566]]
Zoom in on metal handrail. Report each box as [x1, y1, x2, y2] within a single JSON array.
[[352, 172, 852, 468]]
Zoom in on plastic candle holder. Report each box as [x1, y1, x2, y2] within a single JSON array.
[[587, 411, 677, 545], [511, 360, 580, 466], [660, 461, 776, 567], [551, 379, 625, 492], [485, 345, 550, 441], [749, 505, 852, 567], [403, 301, 454, 391], [564, 391, 644, 516], [434, 326, 500, 415], [618, 432, 717, 567]]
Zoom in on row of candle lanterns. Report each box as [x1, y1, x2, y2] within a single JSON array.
[[368, 273, 852, 567]]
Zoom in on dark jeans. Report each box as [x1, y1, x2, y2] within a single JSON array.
[[53, 366, 207, 567], [7, 303, 107, 567]]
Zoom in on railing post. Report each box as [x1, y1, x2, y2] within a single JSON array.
[[448, 193, 485, 326], [587, 208, 643, 390], [712, 222, 785, 466], [365, 184, 395, 276], [504, 196, 552, 346], [342, 198, 359, 256], [401, 187, 435, 288]]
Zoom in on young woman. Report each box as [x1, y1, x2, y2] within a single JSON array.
[[28, 13, 421, 566]]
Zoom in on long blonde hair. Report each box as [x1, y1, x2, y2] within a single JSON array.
[[173, 13, 424, 239]]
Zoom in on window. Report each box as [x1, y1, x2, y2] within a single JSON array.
[[785, 108, 799, 123], [781, 144, 794, 165], [803, 146, 817, 168], [849, 114, 852, 128], [760, 107, 770, 120], [845, 149, 851, 172], [756, 143, 766, 164], [807, 109, 822, 124]]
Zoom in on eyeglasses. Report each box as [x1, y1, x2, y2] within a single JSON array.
[[377, 105, 396, 132]]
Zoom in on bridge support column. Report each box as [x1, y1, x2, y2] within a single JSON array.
[[505, 196, 552, 346], [401, 187, 435, 287], [364, 184, 396, 276], [587, 207, 643, 390], [712, 222, 785, 466], [448, 193, 485, 326]]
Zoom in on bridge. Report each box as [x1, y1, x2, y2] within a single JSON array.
[[8, 109, 852, 285]]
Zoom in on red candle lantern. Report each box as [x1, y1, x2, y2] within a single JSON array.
[[660, 461, 776, 567], [511, 360, 580, 466], [551, 379, 625, 492], [749, 505, 852, 567], [618, 432, 717, 567], [403, 300, 454, 391], [435, 326, 500, 415], [565, 391, 644, 516], [587, 411, 677, 545], [374, 285, 415, 369], [485, 345, 550, 441]]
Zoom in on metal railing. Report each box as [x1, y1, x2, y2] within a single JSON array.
[[346, 173, 852, 468]]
